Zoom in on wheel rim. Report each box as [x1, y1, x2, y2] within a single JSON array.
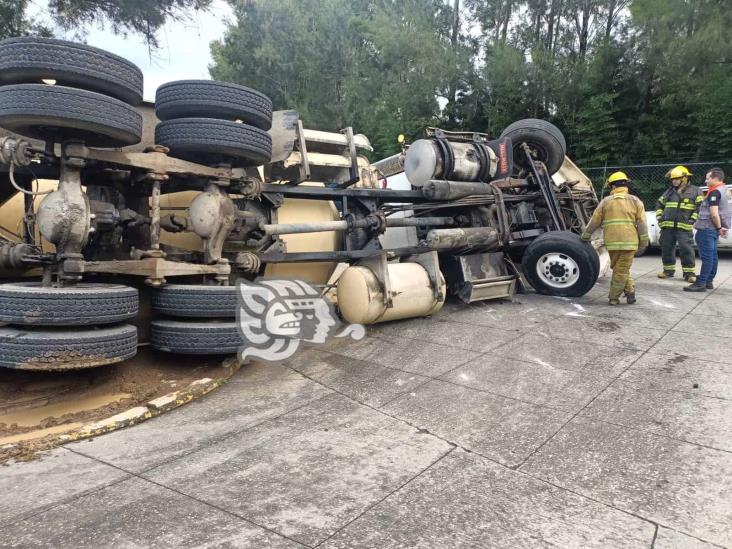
[[536, 252, 580, 288]]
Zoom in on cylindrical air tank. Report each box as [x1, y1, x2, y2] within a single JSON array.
[[337, 262, 445, 325]]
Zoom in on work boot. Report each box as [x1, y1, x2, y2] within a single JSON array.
[[658, 271, 675, 279], [684, 273, 697, 283], [625, 291, 636, 304], [683, 282, 707, 292], [706, 281, 714, 290], [608, 298, 621, 305]]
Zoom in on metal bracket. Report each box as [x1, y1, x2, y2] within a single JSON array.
[[293, 119, 311, 185], [521, 143, 567, 231], [344, 126, 360, 187], [357, 252, 393, 308], [402, 251, 444, 301]]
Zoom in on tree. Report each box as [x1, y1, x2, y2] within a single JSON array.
[[211, 0, 468, 159], [0, 1, 52, 39], [0, 0, 212, 45]]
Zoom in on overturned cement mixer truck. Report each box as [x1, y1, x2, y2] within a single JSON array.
[[0, 37, 603, 371]]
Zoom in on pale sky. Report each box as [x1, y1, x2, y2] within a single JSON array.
[[27, 0, 234, 101]]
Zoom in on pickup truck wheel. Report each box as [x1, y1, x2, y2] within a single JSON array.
[[152, 284, 238, 318], [151, 320, 242, 355], [0, 37, 143, 105], [500, 118, 566, 175], [0, 84, 143, 147], [155, 118, 272, 166], [155, 80, 273, 130], [0, 282, 139, 326], [522, 232, 598, 297], [0, 324, 138, 370]]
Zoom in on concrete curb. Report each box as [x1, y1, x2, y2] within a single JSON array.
[[0, 359, 240, 464], [60, 360, 239, 443]]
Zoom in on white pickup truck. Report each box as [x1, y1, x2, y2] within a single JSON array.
[[645, 184, 732, 249]]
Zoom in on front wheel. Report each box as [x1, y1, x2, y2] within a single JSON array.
[[522, 232, 599, 297]]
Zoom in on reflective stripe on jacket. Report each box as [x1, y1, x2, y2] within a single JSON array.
[[582, 187, 648, 251], [655, 184, 702, 231]]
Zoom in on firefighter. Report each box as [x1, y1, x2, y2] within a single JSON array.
[[581, 171, 648, 305], [655, 165, 702, 281]]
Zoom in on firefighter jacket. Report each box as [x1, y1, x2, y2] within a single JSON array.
[[655, 184, 702, 231], [581, 187, 649, 251]]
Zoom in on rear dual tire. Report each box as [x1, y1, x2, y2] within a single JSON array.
[[0, 282, 139, 326], [0, 281, 140, 370], [0, 37, 143, 105], [0, 84, 143, 147], [151, 320, 241, 355], [151, 284, 243, 355], [0, 324, 138, 371], [155, 118, 272, 166], [155, 80, 273, 130]]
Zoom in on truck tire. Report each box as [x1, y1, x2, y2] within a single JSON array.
[[0, 84, 143, 147], [0, 282, 138, 326], [151, 320, 242, 354], [500, 119, 566, 175], [522, 232, 598, 297], [0, 37, 143, 105], [155, 80, 273, 130], [546, 231, 600, 282], [0, 324, 138, 370], [155, 118, 272, 166], [152, 284, 239, 318]]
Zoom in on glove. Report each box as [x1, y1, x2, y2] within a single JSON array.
[[637, 241, 648, 255], [580, 232, 591, 242]]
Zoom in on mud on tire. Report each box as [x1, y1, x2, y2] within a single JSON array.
[[0, 324, 138, 371], [151, 320, 242, 355], [0, 282, 139, 326], [0, 37, 143, 105], [155, 80, 273, 130]]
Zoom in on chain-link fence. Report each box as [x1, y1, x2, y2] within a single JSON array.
[[583, 161, 732, 210]]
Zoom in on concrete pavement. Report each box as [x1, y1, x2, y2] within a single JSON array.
[[2, 254, 731, 548]]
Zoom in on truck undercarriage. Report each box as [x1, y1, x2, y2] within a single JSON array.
[[0, 37, 602, 371]]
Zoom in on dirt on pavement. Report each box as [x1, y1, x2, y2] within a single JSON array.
[[0, 348, 239, 464]]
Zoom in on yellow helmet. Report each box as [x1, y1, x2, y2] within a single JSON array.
[[666, 165, 692, 179], [607, 171, 630, 185]]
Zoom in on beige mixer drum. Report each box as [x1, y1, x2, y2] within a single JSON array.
[[264, 197, 342, 284], [337, 262, 445, 325], [159, 190, 342, 285], [159, 190, 202, 251], [0, 179, 57, 251]]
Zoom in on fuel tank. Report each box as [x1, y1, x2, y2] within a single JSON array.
[[404, 138, 497, 187]]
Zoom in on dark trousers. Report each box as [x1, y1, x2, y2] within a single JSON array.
[[695, 229, 719, 284], [660, 229, 695, 276]]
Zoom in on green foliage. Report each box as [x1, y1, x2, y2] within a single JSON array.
[[0, 0, 211, 44], [49, 0, 212, 45], [211, 0, 470, 158], [0, 0, 52, 39], [2, 0, 731, 169], [212, 0, 732, 168]]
